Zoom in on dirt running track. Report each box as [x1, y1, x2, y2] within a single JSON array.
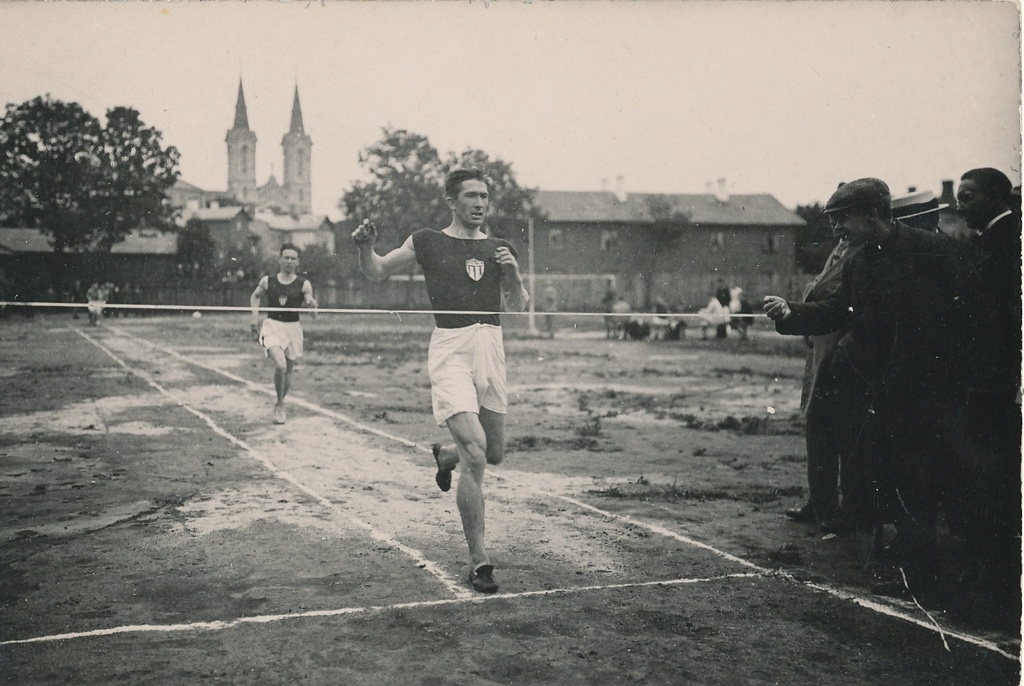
[[0, 314, 1019, 685]]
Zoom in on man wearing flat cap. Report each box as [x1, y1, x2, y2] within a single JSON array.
[[764, 178, 1000, 599], [784, 184, 862, 531], [955, 167, 1022, 593]]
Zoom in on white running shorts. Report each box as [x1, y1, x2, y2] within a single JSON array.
[[260, 318, 304, 360], [428, 324, 507, 427]]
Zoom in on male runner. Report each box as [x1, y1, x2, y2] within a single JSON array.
[[352, 168, 528, 593], [250, 243, 317, 425]]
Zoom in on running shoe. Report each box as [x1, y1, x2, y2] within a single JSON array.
[[432, 443, 452, 492], [469, 563, 498, 593]]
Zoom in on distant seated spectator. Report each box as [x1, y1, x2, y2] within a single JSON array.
[[86, 282, 113, 326], [623, 317, 651, 341], [610, 297, 632, 339], [729, 287, 753, 340], [698, 290, 730, 339], [601, 284, 618, 339], [648, 297, 671, 340]]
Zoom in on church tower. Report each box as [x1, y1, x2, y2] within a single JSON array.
[[281, 85, 312, 214], [225, 80, 257, 204]]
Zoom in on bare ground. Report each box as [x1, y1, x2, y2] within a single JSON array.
[[0, 312, 1018, 685]]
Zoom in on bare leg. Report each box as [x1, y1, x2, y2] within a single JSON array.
[[267, 347, 289, 423], [444, 411, 502, 570], [283, 358, 295, 398], [478, 407, 505, 466]]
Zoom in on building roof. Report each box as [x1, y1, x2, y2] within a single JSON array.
[[172, 178, 207, 193], [190, 206, 249, 222], [0, 228, 53, 253], [110, 229, 178, 255], [0, 228, 177, 255], [255, 212, 332, 231], [534, 191, 805, 227]]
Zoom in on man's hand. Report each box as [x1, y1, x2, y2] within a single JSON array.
[[493, 246, 520, 273], [352, 219, 377, 246], [250, 322, 260, 342], [762, 295, 792, 321]]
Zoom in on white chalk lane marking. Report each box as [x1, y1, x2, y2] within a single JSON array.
[[70, 327, 471, 599], [1, 573, 761, 646], [98, 324, 1020, 660]]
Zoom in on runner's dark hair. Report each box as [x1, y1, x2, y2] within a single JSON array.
[[445, 168, 488, 200]]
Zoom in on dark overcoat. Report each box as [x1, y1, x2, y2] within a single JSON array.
[[777, 222, 998, 515]]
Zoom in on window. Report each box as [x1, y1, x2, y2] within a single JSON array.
[[710, 231, 725, 253], [548, 229, 564, 249], [763, 233, 781, 254], [600, 229, 618, 251]]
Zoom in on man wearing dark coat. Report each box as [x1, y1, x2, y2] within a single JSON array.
[[785, 237, 861, 528], [764, 178, 999, 597], [955, 167, 1022, 590]]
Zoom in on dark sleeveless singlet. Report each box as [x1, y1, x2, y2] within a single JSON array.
[[412, 229, 516, 329], [266, 275, 307, 322]]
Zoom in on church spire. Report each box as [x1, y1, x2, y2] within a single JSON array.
[[282, 83, 312, 214], [289, 85, 305, 135], [233, 80, 251, 130], [226, 78, 257, 203]]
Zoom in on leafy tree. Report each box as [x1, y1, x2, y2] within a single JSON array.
[[794, 203, 837, 274], [340, 127, 447, 252], [0, 95, 180, 253], [92, 107, 180, 250], [0, 96, 103, 251], [176, 217, 218, 280], [295, 243, 344, 285], [219, 243, 263, 286], [340, 127, 537, 245], [632, 196, 691, 308]]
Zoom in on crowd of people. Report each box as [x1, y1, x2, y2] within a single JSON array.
[[764, 169, 1021, 609], [601, 286, 751, 342]]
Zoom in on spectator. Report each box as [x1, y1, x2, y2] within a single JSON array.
[[697, 288, 730, 339], [784, 238, 862, 529], [955, 167, 1022, 593], [601, 283, 618, 339], [85, 282, 112, 326], [764, 178, 998, 599], [649, 297, 671, 341], [728, 287, 753, 340], [541, 282, 559, 338], [609, 296, 632, 340]]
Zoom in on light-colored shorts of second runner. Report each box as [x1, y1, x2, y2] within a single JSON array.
[[260, 318, 304, 360], [428, 323, 507, 427]]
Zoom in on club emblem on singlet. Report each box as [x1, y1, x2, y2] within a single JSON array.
[[465, 258, 485, 281], [278, 295, 289, 307]]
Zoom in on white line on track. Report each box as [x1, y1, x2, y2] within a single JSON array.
[[69, 327, 470, 600], [3, 573, 760, 646], [34, 324, 1018, 661]]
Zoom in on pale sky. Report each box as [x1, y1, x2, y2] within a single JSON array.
[[0, 1, 1020, 218]]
